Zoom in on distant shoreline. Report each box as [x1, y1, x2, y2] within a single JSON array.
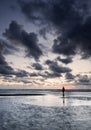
[[0, 89, 91, 92], [0, 89, 91, 96], [0, 93, 45, 96]]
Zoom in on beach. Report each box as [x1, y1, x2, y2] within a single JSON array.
[[0, 89, 91, 130]]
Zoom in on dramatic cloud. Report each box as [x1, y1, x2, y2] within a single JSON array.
[[65, 73, 91, 84], [0, 40, 15, 76], [0, 55, 7, 66], [0, 38, 30, 81], [67, 16, 91, 59], [53, 16, 91, 59], [19, 0, 91, 59], [19, 0, 83, 28], [49, 62, 72, 74], [45, 60, 72, 74], [44, 71, 61, 78], [32, 63, 43, 70], [0, 39, 17, 55], [52, 38, 77, 56], [0, 63, 30, 78], [45, 60, 54, 65], [3, 20, 42, 60], [0, 65, 14, 75], [0, 0, 91, 87], [77, 75, 91, 84], [57, 56, 73, 64], [0, 43, 29, 77], [65, 72, 75, 81], [15, 69, 29, 77]]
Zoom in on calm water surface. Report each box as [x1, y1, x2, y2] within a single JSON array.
[[0, 90, 91, 130]]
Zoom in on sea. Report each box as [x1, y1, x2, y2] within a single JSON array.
[[0, 89, 91, 130]]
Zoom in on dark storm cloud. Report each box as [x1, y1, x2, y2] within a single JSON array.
[[0, 42, 29, 77], [3, 20, 42, 60], [0, 65, 30, 77], [65, 72, 75, 80], [32, 63, 43, 70], [49, 62, 72, 73], [15, 69, 29, 77], [57, 56, 73, 64], [0, 38, 23, 77], [52, 37, 77, 56], [0, 66, 32, 84], [77, 75, 91, 84], [53, 16, 91, 59], [0, 65, 14, 75], [44, 71, 61, 78], [67, 16, 91, 59], [0, 39, 18, 55], [0, 39, 15, 76], [19, 0, 83, 28], [18, 0, 47, 24], [45, 60, 54, 65], [19, 0, 91, 59], [65, 73, 91, 84], [45, 60, 72, 74], [0, 39, 13, 66], [0, 55, 7, 66]]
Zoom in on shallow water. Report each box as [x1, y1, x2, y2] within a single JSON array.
[[0, 90, 91, 130]]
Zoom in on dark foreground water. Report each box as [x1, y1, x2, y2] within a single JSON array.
[[0, 89, 91, 130]]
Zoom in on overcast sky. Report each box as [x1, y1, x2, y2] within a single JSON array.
[[0, 0, 91, 89]]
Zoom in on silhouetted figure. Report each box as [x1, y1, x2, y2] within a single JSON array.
[[62, 86, 65, 97]]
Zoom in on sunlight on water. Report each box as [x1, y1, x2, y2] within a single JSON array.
[[24, 93, 91, 107], [0, 91, 91, 130], [25, 94, 66, 107]]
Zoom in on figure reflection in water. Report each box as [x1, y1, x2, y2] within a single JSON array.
[[62, 86, 65, 104], [63, 97, 65, 104]]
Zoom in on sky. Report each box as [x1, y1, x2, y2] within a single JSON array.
[[0, 0, 91, 89]]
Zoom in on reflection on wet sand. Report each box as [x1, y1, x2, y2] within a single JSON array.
[[63, 96, 65, 104]]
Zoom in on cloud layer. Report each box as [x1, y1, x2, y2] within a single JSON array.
[[3, 20, 42, 60], [19, 0, 91, 59], [32, 63, 43, 70], [45, 60, 72, 74], [0, 0, 91, 87], [56, 56, 73, 64]]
